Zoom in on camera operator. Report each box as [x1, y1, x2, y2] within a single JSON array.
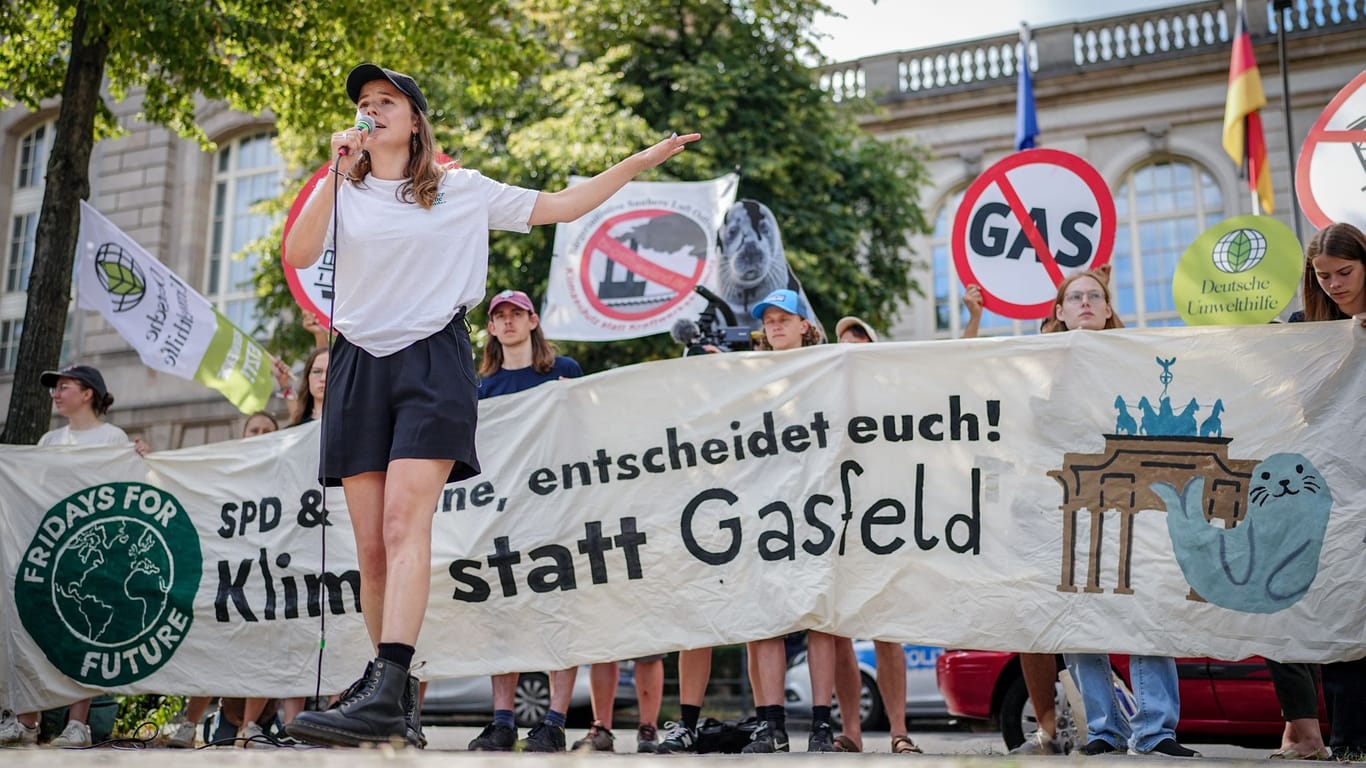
[[670, 286, 756, 355]]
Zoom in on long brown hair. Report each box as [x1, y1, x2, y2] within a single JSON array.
[[290, 346, 329, 426], [1043, 268, 1126, 333], [1302, 222, 1366, 322], [345, 100, 443, 209], [479, 319, 560, 377]]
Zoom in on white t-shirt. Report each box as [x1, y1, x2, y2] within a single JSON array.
[[318, 168, 538, 357], [38, 422, 130, 447]]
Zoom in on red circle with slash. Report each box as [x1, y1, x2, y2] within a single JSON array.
[[952, 149, 1115, 319], [1295, 69, 1366, 230], [579, 208, 708, 321]]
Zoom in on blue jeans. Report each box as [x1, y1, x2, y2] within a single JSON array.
[[1064, 653, 1178, 753]]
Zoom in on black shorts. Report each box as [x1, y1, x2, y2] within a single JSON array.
[[320, 313, 479, 486]]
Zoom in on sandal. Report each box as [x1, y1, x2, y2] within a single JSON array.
[[891, 735, 923, 754], [833, 735, 861, 752], [1269, 747, 1332, 760]]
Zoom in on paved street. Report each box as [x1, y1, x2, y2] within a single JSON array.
[[0, 723, 1279, 764]]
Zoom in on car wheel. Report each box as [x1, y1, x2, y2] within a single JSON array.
[[514, 672, 551, 728], [1000, 674, 1032, 751], [831, 672, 885, 732]]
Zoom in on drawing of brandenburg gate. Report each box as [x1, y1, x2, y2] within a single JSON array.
[[1048, 435, 1259, 596]]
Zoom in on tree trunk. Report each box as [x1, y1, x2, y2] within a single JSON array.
[[1, 2, 109, 445]]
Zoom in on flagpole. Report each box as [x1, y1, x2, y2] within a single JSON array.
[[1272, 0, 1303, 241]]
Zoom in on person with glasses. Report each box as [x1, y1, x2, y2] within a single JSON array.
[[1041, 270, 1198, 758]]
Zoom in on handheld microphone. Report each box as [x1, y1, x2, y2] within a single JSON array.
[[337, 112, 375, 156]]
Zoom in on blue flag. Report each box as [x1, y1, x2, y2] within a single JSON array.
[[1015, 22, 1039, 150]]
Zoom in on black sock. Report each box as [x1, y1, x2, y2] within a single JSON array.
[[680, 704, 701, 731], [377, 642, 415, 671], [812, 705, 831, 727], [769, 705, 786, 732]]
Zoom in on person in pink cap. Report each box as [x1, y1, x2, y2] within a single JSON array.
[[476, 290, 581, 397]]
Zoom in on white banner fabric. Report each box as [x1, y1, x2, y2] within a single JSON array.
[[541, 175, 738, 341], [2, 323, 1364, 711]]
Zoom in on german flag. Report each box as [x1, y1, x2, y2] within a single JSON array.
[[1221, 1, 1274, 213]]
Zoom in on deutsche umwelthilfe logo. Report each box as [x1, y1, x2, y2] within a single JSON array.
[[94, 243, 147, 312], [14, 483, 201, 685]]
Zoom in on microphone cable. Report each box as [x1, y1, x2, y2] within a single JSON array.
[[309, 120, 360, 707]]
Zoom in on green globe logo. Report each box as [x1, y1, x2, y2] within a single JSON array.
[[15, 483, 201, 686], [1211, 228, 1267, 274], [94, 243, 146, 312]]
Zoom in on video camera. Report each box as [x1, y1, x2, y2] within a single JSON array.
[[670, 285, 756, 355]]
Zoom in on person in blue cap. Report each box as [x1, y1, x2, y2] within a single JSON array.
[[752, 289, 821, 351]]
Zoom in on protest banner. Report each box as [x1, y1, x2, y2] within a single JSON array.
[[2, 323, 1363, 711]]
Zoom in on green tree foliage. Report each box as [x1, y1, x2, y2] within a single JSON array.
[[256, 0, 930, 372], [0, 0, 532, 443]]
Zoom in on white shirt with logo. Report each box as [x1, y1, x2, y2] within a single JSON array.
[[320, 169, 538, 357], [38, 422, 130, 447]]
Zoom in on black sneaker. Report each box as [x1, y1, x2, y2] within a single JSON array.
[[808, 722, 835, 752], [636, 723, 659, 753], [741, 721, 790, 754], [1131, 738, 1201, 758], [572, 721, 615, 752], [520, 721, 566, 753], [655, 722, 697, 754], [468, 722, 517, 751], [1084, 739, 1119, 755]]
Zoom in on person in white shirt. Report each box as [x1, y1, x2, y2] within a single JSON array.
[[6, 365, 143, 748], [38, 364, 145, 451], [282, 62, 698, 749]]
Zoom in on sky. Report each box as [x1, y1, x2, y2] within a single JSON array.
[[815, 0, 1193, 62]]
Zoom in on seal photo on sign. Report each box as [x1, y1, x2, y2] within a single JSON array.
[[715, 199, 804, 326]]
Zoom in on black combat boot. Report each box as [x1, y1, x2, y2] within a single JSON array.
[[403, 674, 426, 748], [286, 659, 408, 747]]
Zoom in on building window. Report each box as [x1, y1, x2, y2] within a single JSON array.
[[4, 121, 54, 355], [6, 211, 36, 293], [0, 319, 20, 372], [930, 188, 1036, 338], [205, 131, 283, 334], [16, 123, 52, 190], [1112, 159, 1223, 327]]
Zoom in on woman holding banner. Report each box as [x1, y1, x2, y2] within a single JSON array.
[[281, 63, 697, 748], [1038, 269, 1199, 758], [1269, 222, 1366, 761]]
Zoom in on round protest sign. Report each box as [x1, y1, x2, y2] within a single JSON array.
[[1173, 215, 1302, 325], [951, 149, 1115, 319], [282, 154, 454, 328], [1295, 68, 1366, 230]]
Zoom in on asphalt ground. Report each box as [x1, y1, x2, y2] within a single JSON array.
[[0, 723, 1283, 763]]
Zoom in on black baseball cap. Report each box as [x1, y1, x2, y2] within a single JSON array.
[[346, 63, 428, 114], [40, 364, 108, 401]]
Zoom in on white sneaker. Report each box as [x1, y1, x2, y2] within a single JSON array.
[[1011, 730, 1061, 755], [162, 716, 197, 748], [238, 721, 264, 748], [0, 715, 39, 746], [51, 720, 91, 747]]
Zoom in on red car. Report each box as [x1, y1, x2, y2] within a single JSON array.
[[936, 651, 1328, 751]]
